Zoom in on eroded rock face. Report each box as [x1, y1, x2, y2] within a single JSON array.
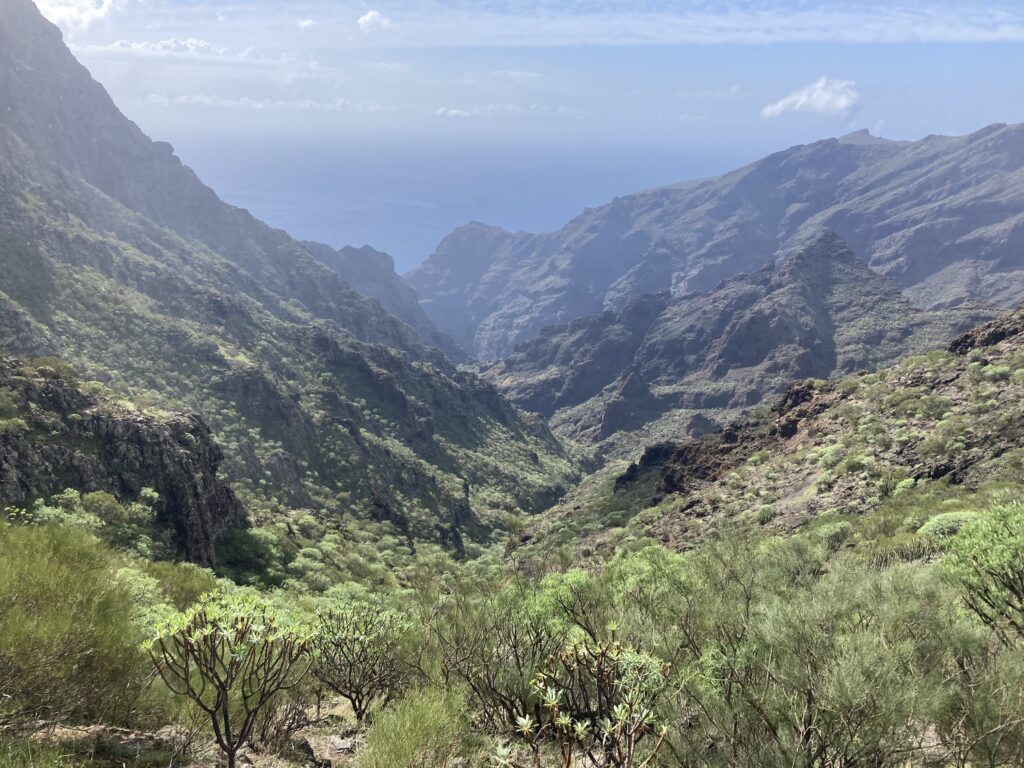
[[481, 232, 994, 451], [302, 241, 466, 362], [411, 125, 1024, 361], [0, 356, 243, 565]]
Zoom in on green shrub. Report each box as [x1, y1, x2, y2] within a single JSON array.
[[918, 510, 980, 539], [312, 599, 412, 722], [946, 501, 1024, 644], [0, 739, 67, 768], [357, 689, 471, 768], [147, 592, 313, 768], [141, 560, 219, 610], [0, 523, 151, 723]]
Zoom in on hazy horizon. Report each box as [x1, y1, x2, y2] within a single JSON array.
[[38, 0, 1024, 270]]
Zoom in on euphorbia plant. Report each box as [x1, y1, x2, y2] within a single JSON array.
[[147, 592, 311, 768]]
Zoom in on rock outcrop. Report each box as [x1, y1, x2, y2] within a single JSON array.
[[481, 233, 994, 453], [0, 356, 243, 564]]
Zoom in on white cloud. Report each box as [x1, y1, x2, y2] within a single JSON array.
[[35, 0, 120, 28], [328, 3, 1024, 47], [491, 70, 543, 82], [760, 77, 859, 119], [105, 37, 228, 56], [141, 93, 401, 114], [297, 19, 315, 30], [434, 103, 553, 119], [144, 94, 355, 111], [677, 85, 745, 99], [357, 10, 394, 33], [73, 38, 296, 66]]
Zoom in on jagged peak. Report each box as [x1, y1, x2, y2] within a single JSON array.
[[837, 128, 902, 146]]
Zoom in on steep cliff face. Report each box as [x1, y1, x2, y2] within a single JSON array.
[[302, 241, 466, 361], [0, 355, 243, 564], [0, 0, 578, 549], [411, 126, 1024, 360], [481, 233, 994, 454]]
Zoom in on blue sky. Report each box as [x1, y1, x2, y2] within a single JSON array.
[[36, 0, 1024, 269]]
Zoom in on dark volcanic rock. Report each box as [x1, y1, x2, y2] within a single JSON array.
[[481, 232, 994, 449], [0, 356, 243, 564]]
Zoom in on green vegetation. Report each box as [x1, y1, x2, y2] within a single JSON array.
[[357, 689, 473, 768], [0, 522, 152, 724], [147, 594, 311, 768], [4, 486, 1024, 766], [312, 601, 412, 722]]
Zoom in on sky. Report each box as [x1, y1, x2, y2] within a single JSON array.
[[35, 0, 1024, 271]]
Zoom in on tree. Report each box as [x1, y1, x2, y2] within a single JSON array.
[[311, 600, 410, 723], [147, 592, 311, 768], [435, 583, 569, 732]]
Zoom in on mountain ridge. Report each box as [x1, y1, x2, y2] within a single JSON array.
[[0, 0, 578, 567], [301, 240, 466, 361], [480, 232, 994, 456], [521, 300, 1024, 560], [409, 122, 1024, 360]]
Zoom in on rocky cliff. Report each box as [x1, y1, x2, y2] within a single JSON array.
[[410, 126, 1024, 360], [481, 232, 993, 455], [0, 355, 243, 564]]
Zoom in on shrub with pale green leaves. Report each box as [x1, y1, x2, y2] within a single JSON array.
[[0, 523, 150, 723], [311, 599, 412, 722], [946, 501, 1024, 645], [147, 592, 313, 768]]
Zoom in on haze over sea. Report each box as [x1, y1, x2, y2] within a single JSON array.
[[170, 135, 748, 272]]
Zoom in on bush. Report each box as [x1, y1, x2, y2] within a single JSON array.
[[141, 560, 220, 610], [147, 592, 313, 768], [0, 739, 67, 768], [519, 636, 670, 768], [918, 510, 979, 539], [0, 523, 151, 723], [946, 501, 1024, 645], [357, 689, 471, 768], [312, 599, 412, 722]]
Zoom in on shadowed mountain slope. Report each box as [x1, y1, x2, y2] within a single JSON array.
[[410, 126, 1024, 360], [301, 241, 466, 361], [481, 232, 993, 455], [0, 0, 577, 560]]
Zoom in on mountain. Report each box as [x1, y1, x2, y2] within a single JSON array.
[[523, 302, 1024, 559], [0, 0, 577, 565], [301, 241, 466, 361], [0, 354, 243, 565], [409, 125, 1024, 360], [480, 232, 993, 454]]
